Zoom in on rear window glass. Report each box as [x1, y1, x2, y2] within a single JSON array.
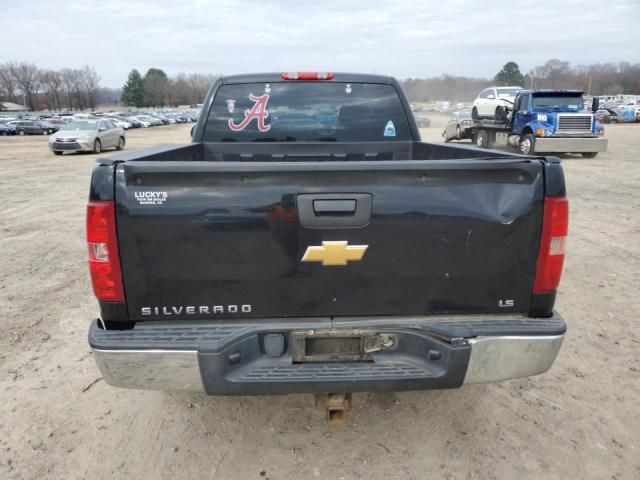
[[202, 82, 411, 142]]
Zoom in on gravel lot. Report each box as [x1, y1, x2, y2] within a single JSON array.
[[1, 118, 638, 480]]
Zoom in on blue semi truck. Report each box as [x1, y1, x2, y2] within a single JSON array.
[[470, 89, 607, 158]]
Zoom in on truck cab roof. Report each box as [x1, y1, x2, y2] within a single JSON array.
[[220, 72, 395, 85]]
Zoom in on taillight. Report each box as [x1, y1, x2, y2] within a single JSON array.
[[86, 200, 124, 302], [533, 196, 569, 293], [281, 72, 334, 80]]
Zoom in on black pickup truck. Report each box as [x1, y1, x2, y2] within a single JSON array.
[[87, 72, 567, 401]]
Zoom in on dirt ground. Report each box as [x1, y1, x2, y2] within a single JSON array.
[[1, 116, 638, 480]]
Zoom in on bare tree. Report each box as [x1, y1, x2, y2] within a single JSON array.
[[187, 73, 214, 105], [40, 70, 64, 111], [169, 73, 191, 106], [59, 68, 87, 110], [12, 62, 41, 110], [0, 63, 19, 103], [81, 65, 101, 110], [60, 69, 76, 110]]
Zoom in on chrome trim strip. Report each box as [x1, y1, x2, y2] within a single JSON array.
[[463, 335, 564, 384], [534, 137, 607, 153], [92, 349, 204, 392]]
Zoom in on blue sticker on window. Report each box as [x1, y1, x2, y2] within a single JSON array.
[[384, 120, 396, 137]]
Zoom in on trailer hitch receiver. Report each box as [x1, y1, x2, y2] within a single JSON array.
[[314, 393, 352, 426]]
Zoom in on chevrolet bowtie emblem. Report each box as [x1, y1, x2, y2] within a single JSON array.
[[301, 241, 368, 266]]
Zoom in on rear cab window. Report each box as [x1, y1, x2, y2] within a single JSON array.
[[203, 82, 412, 142]]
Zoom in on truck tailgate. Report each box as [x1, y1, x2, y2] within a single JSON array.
[[114, 159, 544, 320]]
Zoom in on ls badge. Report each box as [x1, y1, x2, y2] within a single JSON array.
[[301, 241, 368, 266]]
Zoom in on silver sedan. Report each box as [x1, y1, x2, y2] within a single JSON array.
[[49, 119, 125, 155], [442, 109, 474, 142]]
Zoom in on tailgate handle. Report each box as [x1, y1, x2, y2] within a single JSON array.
[[313, 199, 356, 216], [297, 194, 372, 229]]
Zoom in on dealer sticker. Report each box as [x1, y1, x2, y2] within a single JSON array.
[[134, 191, 168, 205]]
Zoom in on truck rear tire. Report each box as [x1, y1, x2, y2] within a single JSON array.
[[519, 133, 535, 155], [581, 152, 598, 158], [474, 130, 490, 148]]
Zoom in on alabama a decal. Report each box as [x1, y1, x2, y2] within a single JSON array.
[[228, 94, 271, 132]]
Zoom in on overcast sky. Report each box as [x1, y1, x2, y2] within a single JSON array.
[[1, 0, 638, 87]]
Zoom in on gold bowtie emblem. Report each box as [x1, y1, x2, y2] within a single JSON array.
[[301, 241, 368, 266]]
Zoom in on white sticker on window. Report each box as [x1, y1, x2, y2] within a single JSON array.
[[384, 120, 396, 137], [226, 99, 236, 113], [134, 191, 168, 205]]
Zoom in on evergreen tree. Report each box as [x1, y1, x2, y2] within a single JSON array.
[[494, 62, 525, 86], [121, 69, 145, 108], [143, 68, 169, 108]]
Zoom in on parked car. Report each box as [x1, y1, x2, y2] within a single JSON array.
[[108, 117, 132, 130], [615, 106, 638, 123], [595, 109, 620, 124], [184, 111, 198, 122], [152, 114, 171, 125], [472, 86, 522, 120], [9, 120, 58, 135], [442, 109, 474, 142], [49, 119, 125, 155], [132, 116, 152, 127], [0, 122, 16, 135], [123, 117, 142, 128], [47, 117, 68, 125]]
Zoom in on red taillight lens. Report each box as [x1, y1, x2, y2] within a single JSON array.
[[533, 196, 569, 294], [281, 72, 334, 80], [86, 200, 124, 302]]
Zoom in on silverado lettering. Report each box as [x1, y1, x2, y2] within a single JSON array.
[[140, 305, 252, 316], [87, 72, 567, 407]]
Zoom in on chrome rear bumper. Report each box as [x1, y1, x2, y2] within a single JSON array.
[[93, 349, 204, 392], [90, 316, 565, 394], [463, 335, 564, 384]]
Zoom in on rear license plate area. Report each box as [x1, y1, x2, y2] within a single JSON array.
[[291, 331, 369, 362]]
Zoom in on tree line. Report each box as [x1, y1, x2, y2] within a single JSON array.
[[2, 59, 639, 112], [0, 62, 215, 112], [120, 68, 216, 108], [0, 62, 102, 111], [402, 59, 640, 103]]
